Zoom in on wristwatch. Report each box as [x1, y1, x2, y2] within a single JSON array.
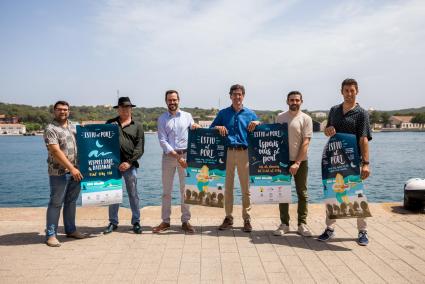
[[362, 161, 370, 165]]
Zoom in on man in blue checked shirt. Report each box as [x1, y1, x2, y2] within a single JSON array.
[[211, 84, 260, 232], [153, 90, 200, 234]]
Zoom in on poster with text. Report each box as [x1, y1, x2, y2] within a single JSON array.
[[322, 133, 372, 219], [185, 128, 226, 207], [77, 124, 122, 206], [248, 123, 292, 204]]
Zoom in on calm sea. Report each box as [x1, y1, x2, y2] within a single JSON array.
[[0, 132, 424, 208]]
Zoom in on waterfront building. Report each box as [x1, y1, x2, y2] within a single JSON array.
[[389, 116, 424, 129], [310, 111, 327, 119], [0, 114, 19, 124], [198, 120, 213, 128], [0, 123, 26, 135]]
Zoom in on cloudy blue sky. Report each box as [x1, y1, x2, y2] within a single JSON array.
[[1, 0, 424, 111]]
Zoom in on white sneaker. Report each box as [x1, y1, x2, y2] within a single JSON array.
[[273, 224, 289, 236], [297, 224, 312, 237]]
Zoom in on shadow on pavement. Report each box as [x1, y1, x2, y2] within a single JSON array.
[[198, 226, 352, 251], [0, 232, 44, 246], [0, 226, 103, 246], [391, 205, 424, 214]]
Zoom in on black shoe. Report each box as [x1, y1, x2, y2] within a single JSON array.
[[104, 223, 118, 234], [243, 219, 252, 232], [218, 217, 233, 230], [133, 222, 142, 234]]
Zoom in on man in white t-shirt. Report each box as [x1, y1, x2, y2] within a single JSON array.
[[273, 91, 313, 237]]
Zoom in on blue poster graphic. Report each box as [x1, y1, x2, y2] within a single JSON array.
[[77, 124, 122, 206], [248, 123, 292, 204], [322, 133, 371, 219], [185, 128, 226, 207]]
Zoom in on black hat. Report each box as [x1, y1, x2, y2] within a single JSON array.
[[113, 97, 136, 108]]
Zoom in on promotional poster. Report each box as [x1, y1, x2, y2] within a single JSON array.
[[248, 123, 292, 204], [185, 128, 226, 207], [322, 133, 372, 219], [77, 124, 122, 206]]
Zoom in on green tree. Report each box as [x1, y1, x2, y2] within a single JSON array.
[[412, 113, 425, 124], [369, 111, 381, 124], [381, 112, 390, 125]]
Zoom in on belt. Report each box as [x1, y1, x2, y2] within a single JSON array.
[[175, 149, 187, 154], [227, 145, 247, 151]]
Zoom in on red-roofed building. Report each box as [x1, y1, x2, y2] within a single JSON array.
[[389, 116, 423, 129]]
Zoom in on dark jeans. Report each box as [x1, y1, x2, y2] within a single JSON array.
[[108, 166, 140, 225], [279, 160, 308, 226], [46, 174, 81, 237]]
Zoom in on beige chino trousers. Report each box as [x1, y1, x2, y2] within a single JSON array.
[[224, 149, 251, 220], [326, 216, 367, 232]]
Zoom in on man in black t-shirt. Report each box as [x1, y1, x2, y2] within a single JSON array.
[[317, 78, 372, 246], [103, 97, 145, 235]]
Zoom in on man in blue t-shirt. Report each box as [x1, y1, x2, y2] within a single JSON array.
[[210, 84, 260, 232]]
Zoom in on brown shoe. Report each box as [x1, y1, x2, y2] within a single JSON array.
[[152, 222, 170, 233], [182, 222, 195, 234], [243, 219, 252, 233], [46, 236, 61, 247], [66, 231, 88, 239], [218, 217, 233, 230]]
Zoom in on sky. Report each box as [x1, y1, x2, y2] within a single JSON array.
[[1, 0, 425, 111]]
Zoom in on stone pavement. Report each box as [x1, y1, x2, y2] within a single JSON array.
[[0, 203, 424, 283]]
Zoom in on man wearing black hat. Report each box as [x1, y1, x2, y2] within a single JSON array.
[[104, 97, 145, 234]]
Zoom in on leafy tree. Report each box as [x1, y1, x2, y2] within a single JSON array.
[[381, 112, 390, 125], [412, 113, 425, 124], [369, 111, 381, 124]]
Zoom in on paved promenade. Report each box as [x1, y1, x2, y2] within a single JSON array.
[[1, 203, 424, 283]]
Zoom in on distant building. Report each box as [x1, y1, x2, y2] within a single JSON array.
[[372, 123, 383, 130], [0, 124, 26, 135], [310, 112, 327, 119], [0, 114, 19, 124], [389, 116, 423, 129], [198, 120, 213, 128]]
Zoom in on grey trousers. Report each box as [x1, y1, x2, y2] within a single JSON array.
[[161, 153, 191, 223]]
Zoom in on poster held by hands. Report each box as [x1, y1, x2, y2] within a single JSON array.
[[77, 124, 122, 206], [185, 128, 227, 207], [322, 133, 372, 219], [248, 123, 292, 204]]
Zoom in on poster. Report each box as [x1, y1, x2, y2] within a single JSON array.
[[248, 123, 292, 204], [322, 133, 372, 219], [185, 128, 226, 207], [77, 124, 122, 206]]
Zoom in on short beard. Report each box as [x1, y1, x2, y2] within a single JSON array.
[[168, 104, 177, 111], [54, 116, 68, 123], [289, 104, 300, 111]]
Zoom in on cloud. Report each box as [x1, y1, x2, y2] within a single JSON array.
[[92, 0, 425, 110]]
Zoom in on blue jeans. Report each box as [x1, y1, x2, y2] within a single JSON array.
[[46, 174, 81, 237], [108, 166, 140, 225]]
